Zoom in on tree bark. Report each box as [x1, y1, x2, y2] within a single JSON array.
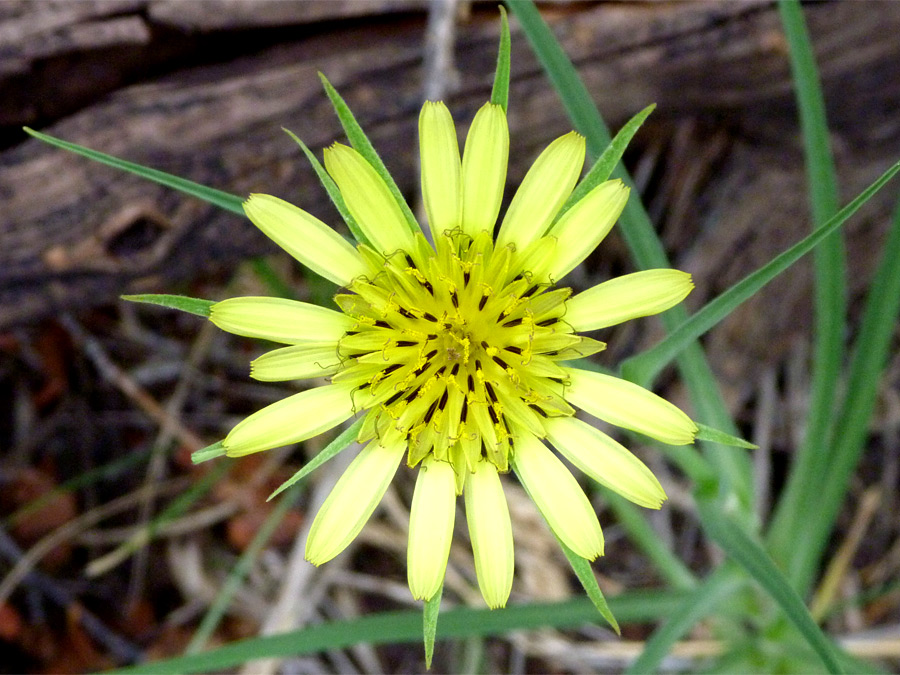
[[1, 0, 899, 334]]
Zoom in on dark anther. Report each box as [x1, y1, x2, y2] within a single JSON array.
[[461, 399, 469, 422], [512, 273, 524, 282], [451, 290, 459, 308], [467, 374, 475, 391], [424, 399, 439, 424], [478, 294, 489, 310], [356, 381, 371, 391], [405, 254, 415, 268], [426, 334, 438, 341], [412, 364, 428, 377], [485, 382, 498, 403], [396, 340, 417, 347], [399, 308, 415, 319], [549, 377, 565, 384], [529, 404, 549, 418], [488, 406, 500, 424], [450, 363, 460, 377], [506, 345, 522, 355], [384, 391, 405, 406], [423, 312, 438, 322], [374, 320, 390, 328], [438, 388, 449, 410], [463, 270, 471, 286], [405, 388, 419, 403], [492, 356, 509, 369], [423, 280, 434, 295], [536, 318, 556, 327], [443, 322, 453, 330], [424, 349, 438, 360], [521, 285, 539, 298], [480, 340, 490, 350], [345, 330, 360, 336], [502, 318, 523, 327], [383, 363, 402, 376]]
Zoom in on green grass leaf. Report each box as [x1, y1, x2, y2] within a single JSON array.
[[282, 128, 369, 246], [766, 0, 847, 576], [23, 127, 244, 215], [423, 582, 443, 669], [619, 158, 900, 387], [695, 499, 845, 674], [122, 294, 215, 318], [113, 592, 690, 674], [318, 74, 420, 235], [490, 6, 511, 112], [626, 567, 742, 674], [266, 419, 363, 501], [786, 193, 900, 595], [186, 481, 305, 654], [601, 489, 697, 590]]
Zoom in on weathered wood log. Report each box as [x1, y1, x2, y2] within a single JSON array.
[[2, 0, 899, 343]]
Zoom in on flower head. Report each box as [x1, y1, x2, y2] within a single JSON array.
[[208, 98, 696, 608]]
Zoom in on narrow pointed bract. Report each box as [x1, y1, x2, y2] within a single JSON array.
[[195, 74, 696, 611]]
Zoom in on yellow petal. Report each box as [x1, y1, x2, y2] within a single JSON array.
[[563, 368, 698, 446], [496, 131, 585, 251], [243, 194, 366, 286], [250, 342, 342, 381], [210, 297, 353, 344], [408, 456, 456, 600], [324, 143, 415, 255], [464, 460, 514, 608], [460, 102, 508, 237], [513, 433, 604, 560], [566, 269, 694, 331], [545, 180, 629, 282], [544, 416, 667, 508], [419, 101, 461, 239], [223, 384, 355, 456], [305, 438, 406, 565]]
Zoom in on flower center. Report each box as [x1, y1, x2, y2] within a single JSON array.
[[331, 230, 603, 484]]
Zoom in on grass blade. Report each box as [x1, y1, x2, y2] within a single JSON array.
[[787, 194, 900, 595], [23, 127, 244, 215], [695, 498, 844, 673], [619, 158, 900, 387], [766, 0, 846, 573], [186, 482, 305, 654], [626, 567, 741, 674], [602, 489, 697, 591], [113, 592, 690, 674]]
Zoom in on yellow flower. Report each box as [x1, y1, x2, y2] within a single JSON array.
[[208, 99, 697, 609]]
